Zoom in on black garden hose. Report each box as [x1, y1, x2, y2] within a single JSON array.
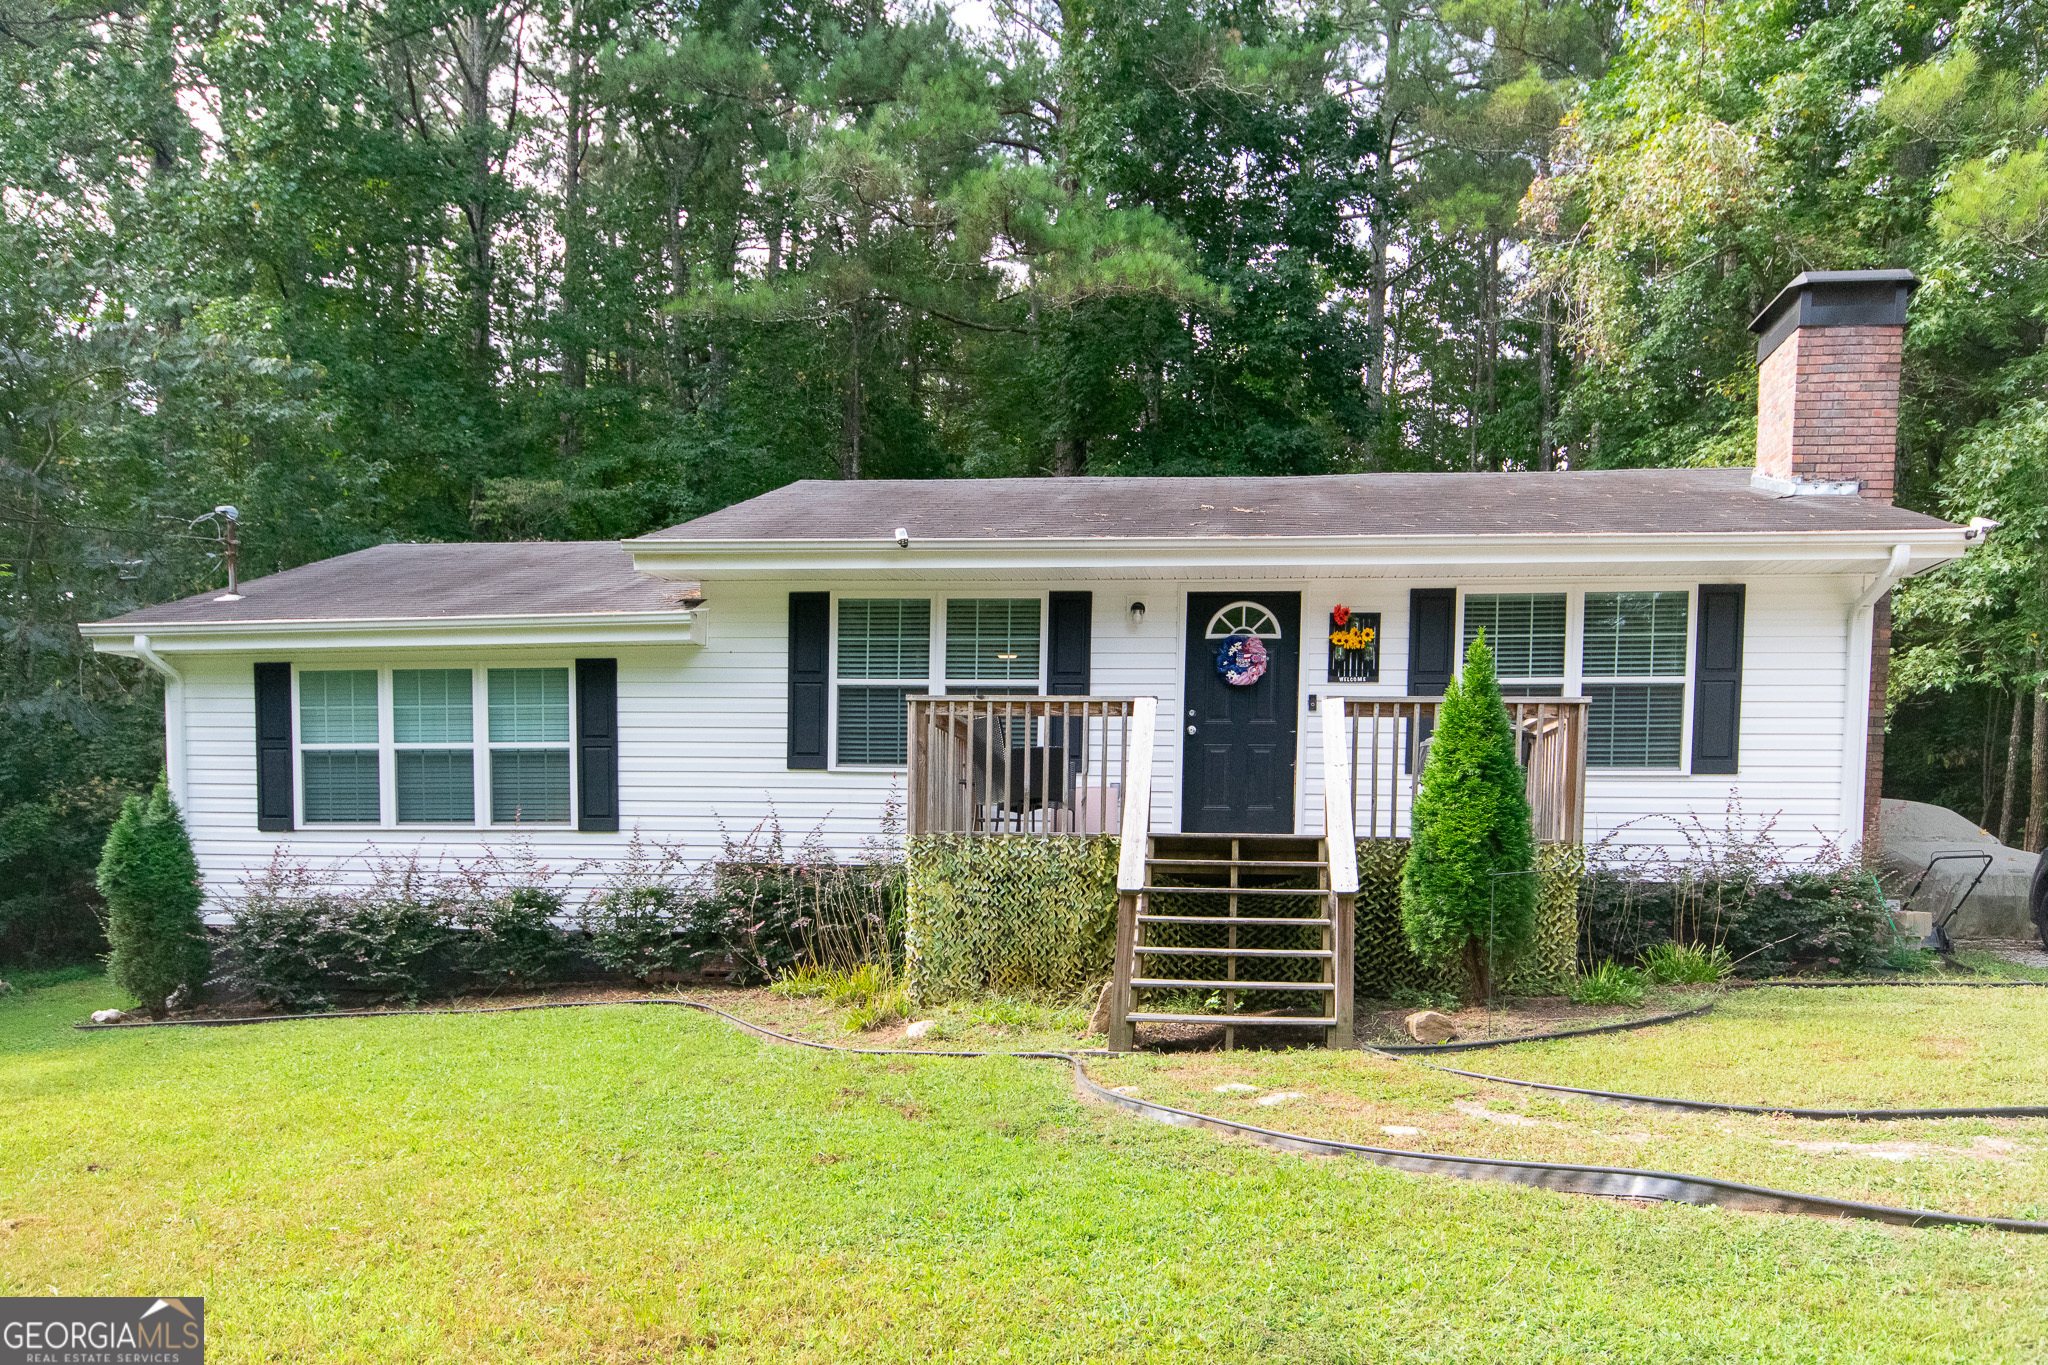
[[72, 994, 2048, 1235]]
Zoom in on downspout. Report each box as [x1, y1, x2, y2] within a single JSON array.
[[1843, 545, 1912, 850], [132, 633, 186, 810]]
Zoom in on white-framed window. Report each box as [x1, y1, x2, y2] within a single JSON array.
[[835, 598, 931, 766], [487, 668, 573, 821], [394, 669, 475, 822], [1583, 590, 1690, 769], [827, 593, 1050, 767], [299, 670, 381, 823], [292, 663, 574, 825], [1462, 593, 1566, 697]]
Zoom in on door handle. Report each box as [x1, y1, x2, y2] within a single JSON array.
[[1187, 725, 1197, 735]]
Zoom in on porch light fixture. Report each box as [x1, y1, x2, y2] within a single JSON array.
[[894, 527, 910, 548], [1128, 600, 1147, 626]]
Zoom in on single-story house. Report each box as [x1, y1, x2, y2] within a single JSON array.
[[81, 270, 1979, 927]]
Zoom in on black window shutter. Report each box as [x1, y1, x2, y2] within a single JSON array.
[[254, 661, 294, 832], [1691, 584, 1746, 775], [1408, 588, 1457, 696], [788, 592, 830, 770], [1047, 591, 1092, 695], [575, 658, 620, 831]]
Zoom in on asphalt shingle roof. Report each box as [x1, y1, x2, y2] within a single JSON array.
[[90, 541, 696, 630], [637, 469, 1956, 541]]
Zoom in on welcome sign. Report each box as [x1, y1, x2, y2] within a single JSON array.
[[1, 1297, 203, 1364]]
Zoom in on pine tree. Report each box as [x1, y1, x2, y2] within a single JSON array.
[[1400, 633, 1536, 1000], [96, 775, 210, 1017]]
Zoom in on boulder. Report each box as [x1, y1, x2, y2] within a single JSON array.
[[1086, 983, 1114, 1036], [90, 1009, 127, 1025], [1405, 1010, 1458, 1044], [904, 1019, 937, 1042], [1878, 799, 2039, 939]]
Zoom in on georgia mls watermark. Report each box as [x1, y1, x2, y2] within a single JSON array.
[[1, 1297, 203, 1364]]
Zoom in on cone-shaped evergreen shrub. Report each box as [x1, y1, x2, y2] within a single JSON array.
[[96, 774, 210, 1017], [1400, 633, 1536, 999]]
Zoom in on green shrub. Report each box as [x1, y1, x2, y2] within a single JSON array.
[[1568, 960, 1645, 1007], [1580, 803, 1895, 977], [1639, 940, 1732, 984], [1401, 634, 1537, 1000], [455, 887, 569, 984], [95, 775, 210, 1017]]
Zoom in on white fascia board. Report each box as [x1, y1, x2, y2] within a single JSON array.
[[624, 531, 1969, 579], [80, 608, 703, 654]]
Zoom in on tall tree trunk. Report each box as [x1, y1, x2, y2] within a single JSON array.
[[1537, 289, 1556, 471], [558, 10, 589, 461], [1999, 686, 2025, 847], [452, 3, 505, 378], [1979, 689, 2002, 829], [1365, 5, 1403, 414], [840, 303, 863, 480], [2028, 681, 2048, 853]]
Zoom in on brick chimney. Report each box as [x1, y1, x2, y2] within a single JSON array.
[[1749, 269, 1917, 852]]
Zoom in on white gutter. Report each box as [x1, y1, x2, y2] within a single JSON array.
[[128, 634, 187, 810], [79, 607, 703, 653], [623, 529, 1972, 579], [1842, 544, 1915, 848]]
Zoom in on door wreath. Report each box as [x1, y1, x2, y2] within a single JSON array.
[[1215, 634, 1269, 686]]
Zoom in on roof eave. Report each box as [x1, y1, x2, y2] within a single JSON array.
[[81, 607, 704, 652], [624, 528, 1970, 577]]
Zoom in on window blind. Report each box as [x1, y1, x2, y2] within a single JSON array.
[[945, 598, 1040, 681], [489, 668, 570, 742], [837, 599, 930, 679], [836, 686, 924, 765], [397, 750, 475, 822], [1586, 684, 1685, 768], [1462, 594, 1566, 679], [1584, 592, 1689, 677], [299, 670, 379, 743], [302, 750, 379, 822], [491, 749, 572, 822], [394, 669, 473, 742]]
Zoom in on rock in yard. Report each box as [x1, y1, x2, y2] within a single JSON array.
[[1253, 1091, 1306, 1108], [904, 1019, 937, 1042], [1405, 1010, 1458, 1044], [1086, 983, 1114, 1035], [0, 979, 11, 997], [1381, 1124, 1422, 1136], [1213, 1083, 1259, 1095], [90, 1009, 126, 1025]]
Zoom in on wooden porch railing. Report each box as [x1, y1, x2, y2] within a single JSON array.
[[907, 696, 1148, 837], [1339, 697, 1588, 844]]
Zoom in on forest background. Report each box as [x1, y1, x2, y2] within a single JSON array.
[[4, 0, 2046, 962]]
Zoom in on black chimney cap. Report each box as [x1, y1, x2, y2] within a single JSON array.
[[1750, 269, 1918, 362]]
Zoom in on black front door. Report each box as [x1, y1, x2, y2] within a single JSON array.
[[1182, 591, 1300, 834]]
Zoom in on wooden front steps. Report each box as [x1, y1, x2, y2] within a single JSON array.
[[1108, 835, 1355, 1051]]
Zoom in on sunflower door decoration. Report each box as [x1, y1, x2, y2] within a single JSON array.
[[1327, 605, 1380, 682]]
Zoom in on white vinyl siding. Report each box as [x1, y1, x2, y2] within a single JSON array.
[[163, 572, 1862, 918], [1584, 591, 1689, 770]]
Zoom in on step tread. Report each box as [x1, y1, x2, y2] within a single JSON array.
[[1136, 914, 1332, 926], [1144, 858, 1330, 870], [1138, 885, 1330, 896], [1125, 1013, 1339, 1026], [1130, 978, 1337, 991], [1133, 945, 1334, 958]]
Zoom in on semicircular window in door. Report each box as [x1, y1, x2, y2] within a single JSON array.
[[1204, 601, 1283, 639]]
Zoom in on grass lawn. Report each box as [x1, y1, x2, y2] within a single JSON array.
[[4, 975, 2048, 1362]]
